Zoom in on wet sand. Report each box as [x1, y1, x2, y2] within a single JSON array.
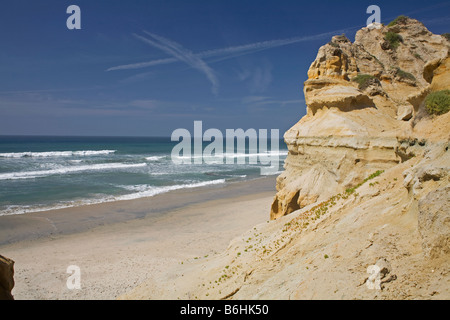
[[0, 176, 276, 299]]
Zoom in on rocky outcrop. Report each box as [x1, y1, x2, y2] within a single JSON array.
[[122, 17, 450, 301], [271, 17, 449, 220], [0, 255, 14, 300], [402, 141, 450, 260], [428, 56, 450, 91], [418, 186, 450, 259], [125, 140, 450, 300]]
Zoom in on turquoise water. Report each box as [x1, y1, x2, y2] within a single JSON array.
[[0, 136, 287, 216]]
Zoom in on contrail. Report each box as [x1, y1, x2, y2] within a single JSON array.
[[107, 26, 357, 72], [107, 57, 178, 71], [131, 32, 219, 94], [107, 1, 450, 74]]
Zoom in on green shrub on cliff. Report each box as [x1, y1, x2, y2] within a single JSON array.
[[328, 41, 340, 48], [352, 74, 379, 90], [384, 32, 403, 49], [387, 15, 409, 27], [425, 90, 450, 115], [443, 33, 450, 41], [345, 170, 384, 195], [392, 67, 416, 82]]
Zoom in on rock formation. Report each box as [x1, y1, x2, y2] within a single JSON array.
[[271, 17, 449, 220], [0, 255, 14, 300], [123, 17, 450, 300]]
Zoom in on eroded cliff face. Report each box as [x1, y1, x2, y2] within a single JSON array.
[[271, 17, 450, 220], [0, 255, 14, 300], [123, 18, 450, 301]]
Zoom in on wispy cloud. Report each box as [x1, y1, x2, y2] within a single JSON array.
[[128, 99, 159, 110], [241, 96, 270, 104], [0, 85, 106, 95], [0, 90, 164, 118], [130, 32, 219, 94], [118, 71, 155, 84], [107, 57, 177, 71], [106, 26, 360, 96], [237, 60, 273, 93], [242, 95, 305, 107], [420, 15, 450, 26], [107, 26, 357, 73]]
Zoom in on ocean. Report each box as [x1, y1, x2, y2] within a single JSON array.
[[0, 136, 287, 216]]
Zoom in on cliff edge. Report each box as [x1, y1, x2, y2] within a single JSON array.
[[271, 17, 449, 220], [123, 17, 449, 300]]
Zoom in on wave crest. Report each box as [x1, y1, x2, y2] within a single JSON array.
[[0, 150, 116, 158], [0, 162, 147, 180]]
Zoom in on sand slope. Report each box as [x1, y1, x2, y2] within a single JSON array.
[[123, 152, 449, 300]]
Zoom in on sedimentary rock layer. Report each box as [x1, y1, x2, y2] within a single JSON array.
[[270, 17, 449, 219]]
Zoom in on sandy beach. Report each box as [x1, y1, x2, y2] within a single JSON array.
[[0, 176, 276, 300]]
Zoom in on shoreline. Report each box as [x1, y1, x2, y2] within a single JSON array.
[[0, 176, 276, 299], [0, 176, 276, 245]]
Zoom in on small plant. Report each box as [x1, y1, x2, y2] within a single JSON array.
[[366, 170, 384, 181], [352, 74, 379, 90], [328, 41, 340, 48], [442, 33, 450, 41], [346, 170, 384, 195], [424, 90, 450, 115], [387, 15, 409, 27], [384, 32, 403, 49], [369, 54, 384, 68], [392, 67, 416, 82], [324, 254, 329, 259], [345, 187, 353, 194]]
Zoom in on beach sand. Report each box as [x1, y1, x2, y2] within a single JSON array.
[[0, 177, 276, 300]]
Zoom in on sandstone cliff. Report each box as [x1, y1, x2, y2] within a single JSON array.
[[123, 17, 449, 300], [271, 17, 449, 220]]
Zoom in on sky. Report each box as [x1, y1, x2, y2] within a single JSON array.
[[0, 0, 449, 137]]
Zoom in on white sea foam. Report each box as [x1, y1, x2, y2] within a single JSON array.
[[259, 167, 284, 175], [145, 155, 166, 161], [117, 184, 150, 192], [0, 162, 147, 180], [68, 160, 83, 163], [149, 172, 170, 176], [0, 150, 116, 158], [226, 150, 288, 158], [116, 179, 226, 201], [173, 150, 288, 160], [0, 179, 226, 216]]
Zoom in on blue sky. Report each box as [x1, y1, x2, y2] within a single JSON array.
[[0, 0, 449, 136]]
